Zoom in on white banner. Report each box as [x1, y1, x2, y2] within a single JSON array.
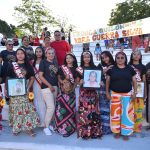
[[71, 17, 150, 44]]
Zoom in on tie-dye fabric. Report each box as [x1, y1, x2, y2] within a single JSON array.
[[110, 91, 134, 136]]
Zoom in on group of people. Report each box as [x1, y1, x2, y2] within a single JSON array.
[[0, 30, 150, 142]]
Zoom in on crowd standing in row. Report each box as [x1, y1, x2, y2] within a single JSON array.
[[0, 30, 150, 142]]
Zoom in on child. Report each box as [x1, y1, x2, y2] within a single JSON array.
[[7, 48, 40, 136], [33, 47, 46, 127], [39, 47, 58, 135], [129, 50, 147, 135], [76, 51, 102, 139], [55, 53, 78, 137], [94, 43, 101, 61]]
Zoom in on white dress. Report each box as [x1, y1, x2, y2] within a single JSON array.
[[33, 64, 46, 127]]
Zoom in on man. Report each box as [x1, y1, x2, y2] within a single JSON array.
[[0, 40, 16, 82], [50, 30, 71, 66]]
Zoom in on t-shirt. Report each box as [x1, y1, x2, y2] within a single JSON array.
[[21, 46, 35, 61], [50, 40, 71, 66], [7, 63, 34, 80], [0, 50, 16, 81], [107, 65, 136, 93], [130, 64, 146, 81], [39, 59, 58, 89]]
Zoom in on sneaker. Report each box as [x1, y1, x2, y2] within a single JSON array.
[[43, 128, 52, 136], [49, 125, 55, 132]]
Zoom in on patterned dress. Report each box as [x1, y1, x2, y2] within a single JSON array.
[[7, 62, 40, 134], [76, 66, 102, 139], [54, 66, 76, 137]]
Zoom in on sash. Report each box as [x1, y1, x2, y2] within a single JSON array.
[[33, 66, 42, 87], [61, 65, 74, 84], [131, 65, 142, 82], [76, 66, 83, 76], [12, 62, 24, 78]]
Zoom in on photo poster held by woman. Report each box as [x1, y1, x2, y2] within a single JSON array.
[[39, 47, 58, 136], [6, 48, 40, 137], [106, 51, 137, 141], [97, 51, 115, 135], [129, 50, 147, 133], [146, 62, 150, 129], [76, 51, 102, 139], [32, 47, 46, 127], [54, 53, 78, 137]]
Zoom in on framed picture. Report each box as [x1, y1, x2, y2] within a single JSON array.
[[136, 82, 144, 98], [7, 78, 27, 97], [83, 69, 101, 89]]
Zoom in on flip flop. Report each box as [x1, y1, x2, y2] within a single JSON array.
[[27, 130, 36, 137]]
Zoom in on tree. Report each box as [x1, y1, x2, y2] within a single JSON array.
[[109, 0, 150, 25], [0, 19, 15, 37], [14, 0, 58, 34]]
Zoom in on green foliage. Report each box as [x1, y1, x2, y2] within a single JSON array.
[[0, 19, 15, 37], [109, 0, 150, 25], [14, 0, 58, 34]]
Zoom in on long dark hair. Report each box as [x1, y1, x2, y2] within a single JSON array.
[[129, 50, 142, 65], [33, 47, 45, 67], [115, 51, 128, 66], [16, 47, 30, 67], [64, 53, 78, 68], [100, 51, 115, 66], [81, 51, 95, 67]]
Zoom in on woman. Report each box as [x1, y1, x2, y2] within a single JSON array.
[[7, 48, 40, 136], [39, 47, 58, 135], [33, 47, 46, 127], [76, 51, 102, 139], [55, 53, 78, 137], [106, 51, 137, 141], [129, 50, 147, 134], [97, 51, 114, 135], [21, 36, 34, 62], [146, 62, 150, 129]]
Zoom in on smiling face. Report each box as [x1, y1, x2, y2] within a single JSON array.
[[46, 48, 55, 61], [83, 53, 91, 65], [101, 54, 110, 65]]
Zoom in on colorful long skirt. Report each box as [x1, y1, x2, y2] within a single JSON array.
[[134, 98, 144, 132], [54, 92, 76, 136], [9, 95, 40, 133], [110, 91, 134, 136], [146, 84, 150, 123], [33, 81, 46, 127], [99, 85, 111, 134], [77, 88, 102, 139], [0, 106, 2, 131]]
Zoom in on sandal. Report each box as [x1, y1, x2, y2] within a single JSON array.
[[123, 136, 129, 141], [13, 132, 19, 136], [27, 130, 36, 137], [114, 133, 120, 139]]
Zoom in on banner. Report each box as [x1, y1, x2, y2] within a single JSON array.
[[71, 17, 150, 44]]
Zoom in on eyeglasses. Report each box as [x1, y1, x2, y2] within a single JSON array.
[[116, 57, 125, 60], [55, 34, 61, 36], [8, 44, 13, 46]]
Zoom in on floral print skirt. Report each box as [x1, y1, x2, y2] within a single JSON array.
[[9, 95, 40, 133]]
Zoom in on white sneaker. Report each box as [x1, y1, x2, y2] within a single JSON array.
[[49, 125, 55, 132], [43, 128, 52, 136]]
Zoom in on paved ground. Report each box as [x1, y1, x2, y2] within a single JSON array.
[[0, 121, 150, 150]]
